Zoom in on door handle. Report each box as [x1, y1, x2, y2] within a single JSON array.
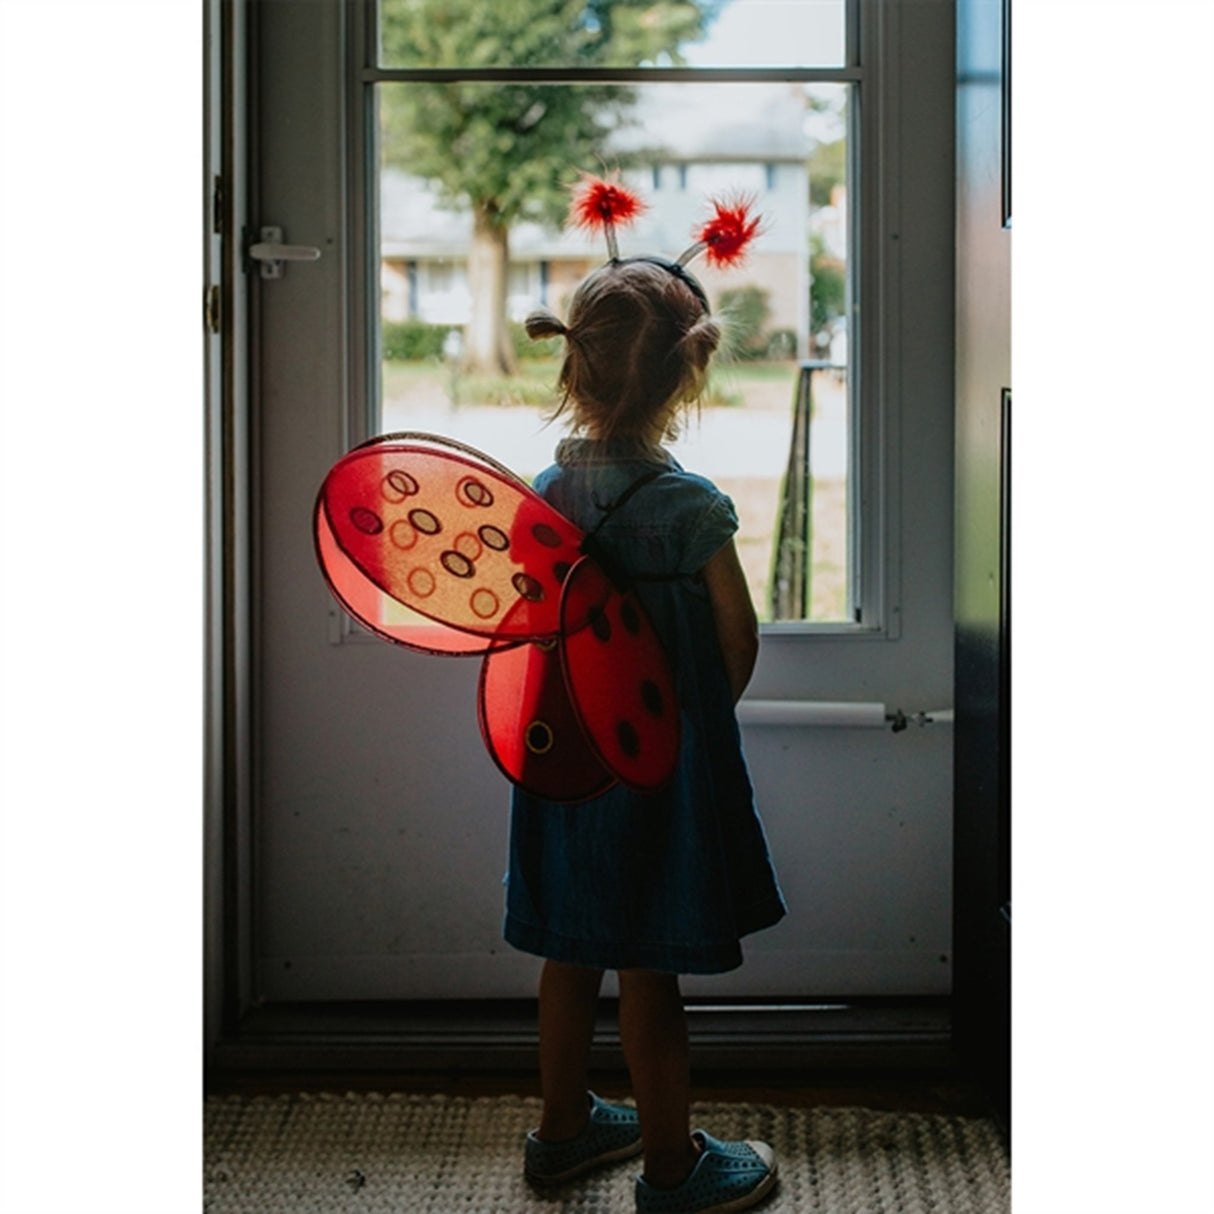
[[246, 226, 322, 279]]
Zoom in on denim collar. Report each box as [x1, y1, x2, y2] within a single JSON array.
[[554, 436, 676, 468]]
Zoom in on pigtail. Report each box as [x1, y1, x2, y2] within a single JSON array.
[[663, 314, 721, 416], [676, 315, 722, 370], [523, 308, 569, 343]]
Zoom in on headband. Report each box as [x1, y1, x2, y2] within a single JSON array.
[[618, 255, 711, 311]]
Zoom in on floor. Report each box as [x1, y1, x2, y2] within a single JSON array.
[[205, 1079, 1012, 1213]]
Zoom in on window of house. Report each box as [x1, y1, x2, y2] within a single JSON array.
[[368, 0, 857, 624], [425, 260, 457, 295]]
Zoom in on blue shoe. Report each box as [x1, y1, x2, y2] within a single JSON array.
[[524, 1092, 643, 1186], [634, 1132, 777, 1213]]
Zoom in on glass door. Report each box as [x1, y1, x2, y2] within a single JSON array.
[[246, 0, 957, 1005]]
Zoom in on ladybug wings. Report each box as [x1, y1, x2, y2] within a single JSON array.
[[477, 556, 680, 803], [315, 432, 679, 800], [315, 432, 583, 653]]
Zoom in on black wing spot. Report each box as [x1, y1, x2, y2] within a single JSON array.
[[640, 679, 665, 719], [458, 477, 494, 507], [620, 599, 641, 635], [525, 720, 554, 755], [531, 522, 563, 548], [616, 719, 640, 758], [589, 604, 612, 643], [408, 508, 442, 535], [383, 469, 419, 500], [350, 507, 383, 535], [440, 550, 475, 578], [512, 573, 545, 602], [479, 524, 510, 551]]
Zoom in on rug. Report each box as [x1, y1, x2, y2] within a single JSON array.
[[204, 1092, 1009, 1213]]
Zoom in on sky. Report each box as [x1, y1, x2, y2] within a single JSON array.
[[678, 1, 849, 144], [682, 0, 846, 68]]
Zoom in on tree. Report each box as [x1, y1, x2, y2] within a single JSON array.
[[808, 136, 846, 209], [809, 232, 845, 355], [380, 0, 720, 374]]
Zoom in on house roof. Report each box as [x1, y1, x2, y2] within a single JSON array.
[[609, 82, 813, 161], [380, 82, 812, 260]]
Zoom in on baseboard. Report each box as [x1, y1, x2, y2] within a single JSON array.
[[207, 996, 955, 1078]]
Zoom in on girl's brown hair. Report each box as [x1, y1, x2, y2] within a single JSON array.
[[525, 259, 722, 447]]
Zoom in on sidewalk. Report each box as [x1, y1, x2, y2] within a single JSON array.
[[380, 365, 848, 619], [380, 365, 847, 482]]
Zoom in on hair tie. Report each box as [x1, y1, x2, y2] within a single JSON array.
[[523, 308, 573, 345]]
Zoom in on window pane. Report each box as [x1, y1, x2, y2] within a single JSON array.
[[379, 0, 846, 71], [375, 80, 851, 622]]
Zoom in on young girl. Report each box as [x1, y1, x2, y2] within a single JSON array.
[[506, 254, 787, 1213]]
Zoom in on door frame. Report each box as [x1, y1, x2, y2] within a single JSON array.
[[205, 0, 961, 1076], [204, 0, 256, 1060]]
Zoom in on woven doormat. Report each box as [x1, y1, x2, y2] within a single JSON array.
[[205, 1092, 1009, 1213]]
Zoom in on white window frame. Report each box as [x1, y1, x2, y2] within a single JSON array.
[[341, 0, 901, 640]]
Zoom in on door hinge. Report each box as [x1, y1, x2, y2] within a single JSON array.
[[211, 175, 224, 235], [204, 284, 221, 334]]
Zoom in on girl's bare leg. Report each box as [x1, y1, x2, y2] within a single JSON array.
[[537, 960, 606, 1141], [618, 969, 700, 1188]]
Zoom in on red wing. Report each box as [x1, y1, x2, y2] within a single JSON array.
[[316, 434, 681, 800], [315, 433, 585, 648], [478, 631, 616, 804], [315, 494, 502, 653], [559, 557, 681, 794]]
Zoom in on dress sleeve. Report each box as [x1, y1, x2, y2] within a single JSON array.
[[659, 474, 739, 575], [531, 464, 558, 496]]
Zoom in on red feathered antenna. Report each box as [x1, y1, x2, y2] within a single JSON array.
[[677, 195, 763, 269], [569, 172, 646, 260]]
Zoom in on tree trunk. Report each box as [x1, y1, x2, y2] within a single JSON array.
[[465, 203, 517, 376]]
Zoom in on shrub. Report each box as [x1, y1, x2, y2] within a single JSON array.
[[703, 372, 743, 407], [510, 320, 563, 362], [459, 373, 559, 407], [810, 235, 846, 338], [381, 319, 454, 361], [383, 319, 566, 364], [765, 329, 797, 360], [718, 285, 773, 361]]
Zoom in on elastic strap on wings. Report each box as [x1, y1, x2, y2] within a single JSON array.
[[579, 469, 668, 591], [579, 468, 691, 590]]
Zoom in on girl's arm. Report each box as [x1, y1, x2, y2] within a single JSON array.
[[701, 538, 759, 703]]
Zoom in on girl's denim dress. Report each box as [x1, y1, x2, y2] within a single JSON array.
[[503, 438, 786, 974]]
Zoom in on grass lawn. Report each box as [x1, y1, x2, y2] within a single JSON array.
[[378, 357, 846, 622], [382, 357, 800, 411]]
